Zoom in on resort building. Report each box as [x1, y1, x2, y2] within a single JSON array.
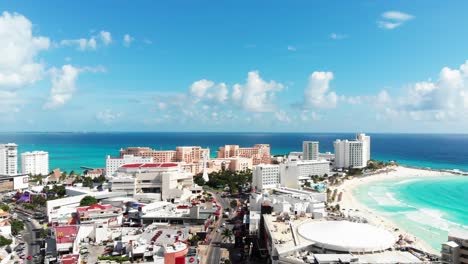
[[0, 143, 17, 176], [106, 154, 153, 176], [252, 164, 280, 192], [21, 150, 49, 175], [279, 160, 330, 189], [303, 141, 319, 160], [287, 151, 303, 162], [207, 157, 253, 172], [84, 168, 105, 178], [441, 228, 468, 264], [109, 163, 195, 203], [216, 144, 271, 165], [334, 133, 371, 169]]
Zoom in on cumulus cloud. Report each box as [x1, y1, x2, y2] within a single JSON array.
[[378, 11, 414, 30], [43, 65, 80, 109], [123, 34, 134, 47], [189, 79, 214, 97], [0, 11, 50, 89], [99, 31, 112, 45], [96, 109, 121, 124], [61, 30, 112, 50], [304, 71, 338, 108]]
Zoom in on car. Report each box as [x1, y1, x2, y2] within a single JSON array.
[[27, 255, 32, 260]]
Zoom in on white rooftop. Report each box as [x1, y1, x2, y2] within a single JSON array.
[[297, 221, 395, 253], [449, 228, 468, 240]]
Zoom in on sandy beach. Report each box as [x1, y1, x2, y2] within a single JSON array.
[[335, 165, 460, 255]]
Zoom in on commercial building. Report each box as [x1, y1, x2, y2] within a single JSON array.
[[441, 228, 468, 264], [334, 133, 371, 169], [76, 203, 123, 226], [217, 144, 271, 165], [109, 163, 194, 203], [252, 164, 280, 192], [303, 141, 319, 160], [21, 151, 49, 175], [0, 174, 29, 191], [279, 160, 330, 189], [0, 143, 17, 176], [106, 154, 153, 176]]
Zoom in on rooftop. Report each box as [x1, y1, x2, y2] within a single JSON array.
[[449, 228, 468, 240], [121, 163, 178, 168], [55, 225, 79, 244]]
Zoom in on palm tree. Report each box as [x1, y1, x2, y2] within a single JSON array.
[[221, 228, 233, 243]]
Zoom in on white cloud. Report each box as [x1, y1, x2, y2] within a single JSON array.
[[43, 65, 79, 109], [233, 71, 284, 112], [123, 34, 134, 47], [275, 110, 291, 123], [189, 80, 229, 103], [96, 109, 121, 124], [100, 31, 112, 45], [190, 79, 215, 97], [330, 33, 348, 40], [378, 11, 414, 30], [287, 45, 297, 51], [0, 11, 50, 89], [304, 71, 337, 108]]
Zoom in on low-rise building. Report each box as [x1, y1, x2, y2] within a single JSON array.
[[0, 174, 29, 191], [280, 160, 330, 189], [106, 154, 153, 177], [76, 203, 123, 226]]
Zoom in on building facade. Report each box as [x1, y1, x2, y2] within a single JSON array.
[[252, 164, 280, 191], [0, 143, 17, 176], [279, 160, 330, 189], [302, 141, 319, 160], [334, 133, 371, 169], [106, 154, 154, 176], [217, 144, 271, 165], [21, 151, 49, 175], [441, 228, 468, 264]]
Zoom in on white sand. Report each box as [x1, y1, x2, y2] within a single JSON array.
[[334, 165, 459, 255]]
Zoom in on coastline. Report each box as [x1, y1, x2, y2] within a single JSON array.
[[335, 165, 462, 255]]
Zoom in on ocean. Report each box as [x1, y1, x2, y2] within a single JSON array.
[[2, 132, 468, 172], [353, 176, 468, 251]]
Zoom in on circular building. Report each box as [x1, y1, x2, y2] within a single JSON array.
[[297, 221, 395, 253]]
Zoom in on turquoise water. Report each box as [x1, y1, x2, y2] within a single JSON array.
[[353, 176, 468, 251]]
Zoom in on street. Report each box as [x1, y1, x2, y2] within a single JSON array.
[[16, 211, 41, 263]]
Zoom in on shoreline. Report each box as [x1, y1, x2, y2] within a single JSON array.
[[335, 165, 462, 256]]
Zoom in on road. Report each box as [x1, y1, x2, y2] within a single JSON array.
[[16, 211, 41, 263]]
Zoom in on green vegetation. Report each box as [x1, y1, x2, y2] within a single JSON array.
[[79, 195, 98, 206], [31, 195, 47, 207], [0, 235, 12, 247], [98, 256, 130, 262], [188, 234, 200, 246], [221, 228, 233, 242], [10, 220, 24, 235], [0, 203, 9, 212], [347, 168, 363, 176], [366, 160, 396, 171], [42, 184, 66, 199], [230, 200, 238, 209], [194, 169, 252, 194]]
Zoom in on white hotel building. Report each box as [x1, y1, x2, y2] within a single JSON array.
[[280, 160, 330, 189], [302, 141, 319, 160], [105, 154, 154, 176], [334, 133, 371, 169], [21, 151, 49, 175], [252, 164, 280, 192], [0, 143, 17, 176]]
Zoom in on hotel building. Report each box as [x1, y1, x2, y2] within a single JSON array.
[[106, 154, 153, 176], [21, 151, 49, 175], [441, 228, 468, 264], [252, 164, 280, 191], [303, 141, 319, 160], [217, 144, 271, 165], [334, 133, 371, 169], [0, 143, 17, 176], [279, 160, 330, 189]]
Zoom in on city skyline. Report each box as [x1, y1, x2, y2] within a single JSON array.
[[2, 1, 468, 133]]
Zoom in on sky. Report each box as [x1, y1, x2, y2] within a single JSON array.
[[1, 0, 468, 133]]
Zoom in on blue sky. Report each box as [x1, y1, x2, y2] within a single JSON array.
[[2, 0, 468, 132]]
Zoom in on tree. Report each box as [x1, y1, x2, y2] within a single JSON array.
[[230, 200, 238, 209], [221, 228, 233, 242], [31, 195, 47, 207], [82, 176, 94, 188], [80, 196, 98, 206], [10, 220, 24, 235], [0, 235, 12, 246], [188, 235, 200, 246], [52, 185, 66, 197], [0, 204, 9, 212]]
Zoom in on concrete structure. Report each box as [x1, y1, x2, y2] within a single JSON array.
[[217, 144, 271, 165], [207, 157, 253, 172], [21, 151, 49, 175], [287, 151, 303, 162], [85, 168, 105, 178], [334, 133, 371, 169], [76, 203, 123, 226], [109, 163, 194, 202], [441, 228, 468, 264], [252, 164, 280, 191], [319, 152, 335, 161], [279, 160, 330, 189], [0, 174, 29, 191], [303, 141, 319, 160], [106, 154, 153, 176], [0, 143, 17, 176]]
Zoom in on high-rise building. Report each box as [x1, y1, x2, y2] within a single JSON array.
[[333, 133, 371, 169], [279, 160, 330, 189], [302, 141, 319, 160], [21, 151, 49, 175], [441, 228, 468, 264], [252, 164, 280, 192], [217, 144, 271, 165], [0, 143, 18, 175]]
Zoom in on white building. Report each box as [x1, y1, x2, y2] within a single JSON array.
[[21, 151, 49, 175], [334, 133, 371, 169], [287, 152, 303, 162], [109, 163, 194, 203], [303, 141, 319, 160], [105, 154, 153, 176], [0, 143, 17, 176], [252, 164, 280, 192], [441, 228, 468, 264], [279, 160, 330, 189]]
